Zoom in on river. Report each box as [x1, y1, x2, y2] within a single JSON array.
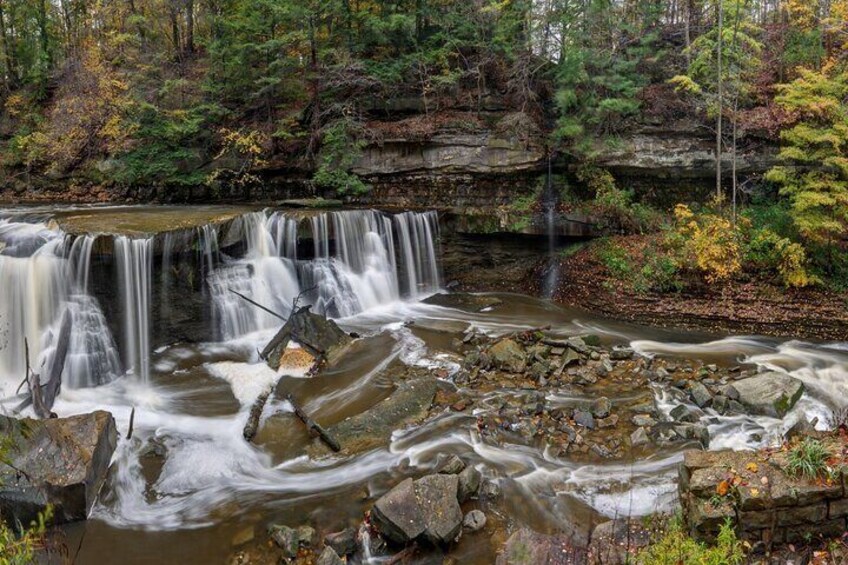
[[0, 205, 844, 564]]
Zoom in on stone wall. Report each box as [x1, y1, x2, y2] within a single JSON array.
[[679, 441, 848, 545]]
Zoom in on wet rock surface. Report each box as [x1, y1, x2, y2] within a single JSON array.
[[729, 372, 804, 418], [0, 411, 118, 526]]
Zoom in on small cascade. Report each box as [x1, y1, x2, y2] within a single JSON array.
[[209, 209, 442, 339], [393, 211, 441, 296], [115, 236, 153, 382], [0, 218, 119, 394], [541, 155, 559, 298]]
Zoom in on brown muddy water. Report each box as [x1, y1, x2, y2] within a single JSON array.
[[0, 205, 845, 564]]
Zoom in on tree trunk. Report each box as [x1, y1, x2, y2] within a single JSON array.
[[0, 0, 17, 89], [716, 0, 724, 201], [185, 0, 195, 53], [38, 0, 50, 67]]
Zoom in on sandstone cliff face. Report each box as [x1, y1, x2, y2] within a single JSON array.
[[592, 124, 779, 180], [352, 133, 545, 176]]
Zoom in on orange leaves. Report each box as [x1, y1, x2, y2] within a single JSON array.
[[716, 480, 730, 497]]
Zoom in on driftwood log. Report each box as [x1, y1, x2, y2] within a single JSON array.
[[287, 393, 340, 452], [16, 309, 72, 418], [243, 390, 271, 442]]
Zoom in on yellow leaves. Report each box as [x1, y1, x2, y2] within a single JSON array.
[[783, 0, 818, 30], [4, 94, 27, 117], [672, 205, 741, 284], [749, 487, 760, 498], [745, 462, 759, 473]]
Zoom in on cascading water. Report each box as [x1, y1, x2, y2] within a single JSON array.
[[115, 236, 153, 383], [0, 218, 120, 395], [209, 209, 442, 339]]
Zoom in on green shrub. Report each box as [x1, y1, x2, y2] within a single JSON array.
[[597, 240, 633, 279], [786, 438, 832, 481], [314, 118, 370, 196], [635, 252, 683, 293], [637, 515, 744, 565]]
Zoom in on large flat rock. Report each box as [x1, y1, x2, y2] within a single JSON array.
[[309, 374, 437, 456], [0, 411, 118, 526], [730, 372, 804, 418]]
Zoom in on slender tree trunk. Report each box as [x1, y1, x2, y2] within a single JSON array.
[[716, 0, 724, 201], [170, 4, 181, 55], [0, 0, 17, 89], [185, 0, 195, 53], [685, 0, 693, 66], [38, 0, 51, 67]]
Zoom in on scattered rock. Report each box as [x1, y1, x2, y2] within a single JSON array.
[[730, 372, 805, 418], [269, 525, 300, 558], [573, 409, 595, 430], [688, 382, 713, 408], [630, 427, 650, 447], [670, 404, 699, 423], [463, 510, 487, 532], [597, 414, 619, 429], [610, 348, 634, 361], [481, 480, 501, 500], [488, 339, 528, 373], [632, 414, 656, 427], [591, 397, 612, 419], [0, 411, 118, 526], [496, 528, 587, 565], [316, 546, 344, 565], [437, 454, 466, 475], [457, 466, 482, 502], [324, 527, 357, 556]]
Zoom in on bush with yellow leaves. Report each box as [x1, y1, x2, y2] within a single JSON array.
[[671, 204, 742, 284], [746, 228, 816, 288]]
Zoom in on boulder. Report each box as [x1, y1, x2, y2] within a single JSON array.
[[415, 474, 463, 545], [496, 528, 587, 565], [488, 339, 527, 373], [371, 478, 426, 544], [371, 474, 462, 546], [0, 411, 117, 526], [729, 372, 804, 418]]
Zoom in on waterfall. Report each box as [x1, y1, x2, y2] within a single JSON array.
[[209, 209, 441, 340], [115, 237, 153, 383], [0, 218, 120, 395]]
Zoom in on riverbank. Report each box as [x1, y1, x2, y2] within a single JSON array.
[[546, 235, 848, 342]]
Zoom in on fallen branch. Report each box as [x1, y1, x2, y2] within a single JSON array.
[[126, 407, 136, 440], [228, 289, 286, 321], [243, 390, 271, 442], [287, 393, 340, 452]]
